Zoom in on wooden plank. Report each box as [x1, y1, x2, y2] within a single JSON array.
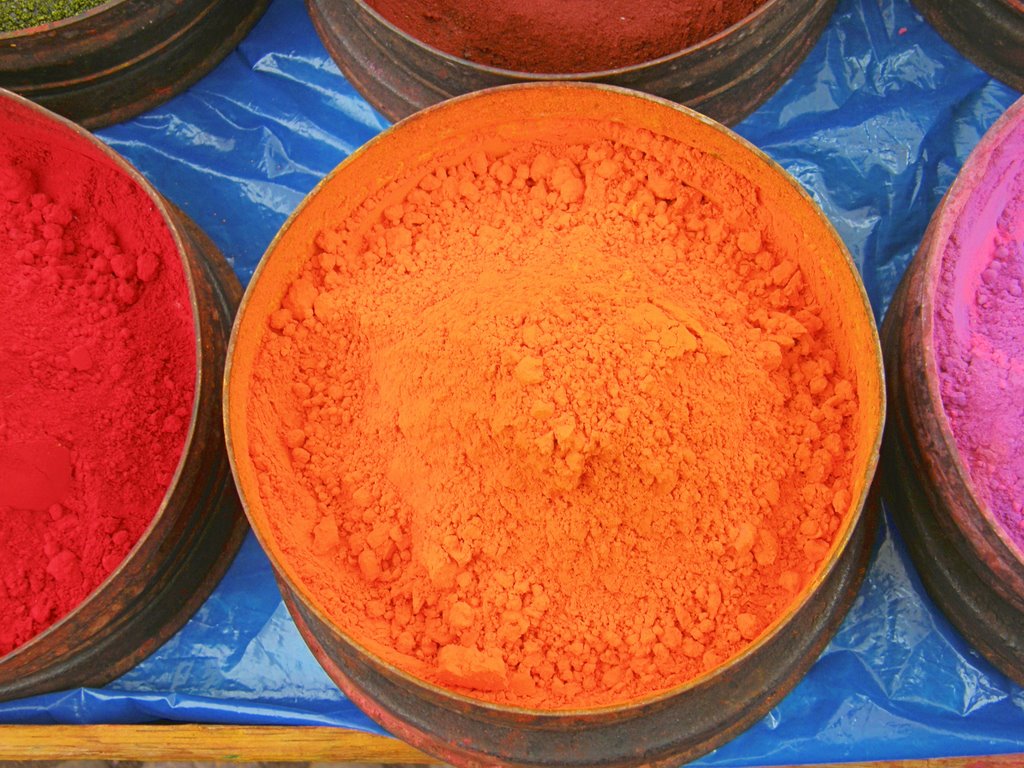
[[0, 725, 438, 763], [0, 724, 1020, 766]]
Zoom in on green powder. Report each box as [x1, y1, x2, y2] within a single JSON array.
[[0, 0, 108, 33]]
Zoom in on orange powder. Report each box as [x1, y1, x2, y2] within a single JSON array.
[[246, 121, 858, 709]]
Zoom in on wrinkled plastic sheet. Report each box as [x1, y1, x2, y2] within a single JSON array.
[[1, 0, 1021, 763]]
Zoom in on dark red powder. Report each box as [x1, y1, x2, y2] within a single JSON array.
[[0, 105, 196, 657], [364, 0, 768, 73]]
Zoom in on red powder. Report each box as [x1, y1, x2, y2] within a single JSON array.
[[0, 105, 196, 657], [365, 0, 768, 73]]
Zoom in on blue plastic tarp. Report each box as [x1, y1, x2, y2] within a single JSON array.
[[1, 0, 1021, 763]]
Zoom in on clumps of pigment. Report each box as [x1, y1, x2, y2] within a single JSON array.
[[247, 123, 859, 708], [0, 128, 195, 656], [934, 122, 1024, 554]]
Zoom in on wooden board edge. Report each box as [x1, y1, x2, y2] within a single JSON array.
[[0, 724, 1020, 766], [0, 724, 438, 762]]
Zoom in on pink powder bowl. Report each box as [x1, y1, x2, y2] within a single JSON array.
[[881, 95, 1024, 687]]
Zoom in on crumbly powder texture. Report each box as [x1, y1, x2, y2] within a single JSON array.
[[935, 123, 1024, 554], [248, 122, 859, 708], [366, 0, 767, 73], [0, 0, 106, 33], [0, 120, 196, 656]]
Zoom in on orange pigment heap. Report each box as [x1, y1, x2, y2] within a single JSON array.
[[248, 122, 858, 709]]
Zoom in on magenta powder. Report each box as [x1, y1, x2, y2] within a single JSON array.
[[934, 105, 1024, 555]]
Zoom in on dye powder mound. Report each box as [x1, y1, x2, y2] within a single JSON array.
[[0, 115, 196, 656], [248, 123, 859, 708], [0, 0, 106, 33], [934, 115, 1024, 555], [365, 0, 768, 73]]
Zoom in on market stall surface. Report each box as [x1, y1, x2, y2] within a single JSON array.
[[0, 0, 1021, 764]]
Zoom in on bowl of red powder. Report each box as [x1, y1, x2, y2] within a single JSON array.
[[882, 95, 1024, 687], [307, 0, 837, 126], [226, 83, 885, 766], [0, 0, 268, 128], [0, 88, 247, 700]]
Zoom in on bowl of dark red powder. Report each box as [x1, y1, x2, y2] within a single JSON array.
[[0, 0, 269, 128], [226, 83, 885, 767], [307, 0, 838, 125], [882, 95, 1024, 687], [0, 88, 246, 700]]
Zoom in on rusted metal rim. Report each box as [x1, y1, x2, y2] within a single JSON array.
[[880, 97, 1024, 686], [305, 0, 837, 125], [0, 89, 247, 700], [0, 0, 269, 128], [910, 0, 1024, 92]]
